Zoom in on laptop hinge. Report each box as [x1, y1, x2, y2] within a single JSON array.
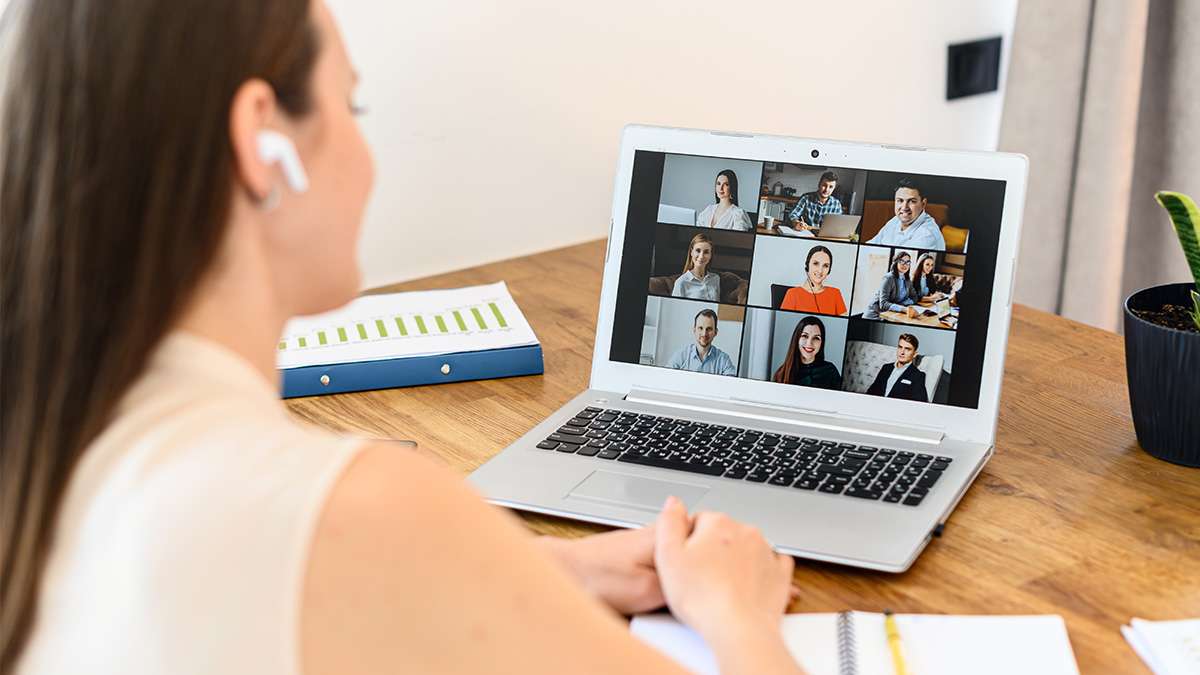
[[624, 388, 946, 446]]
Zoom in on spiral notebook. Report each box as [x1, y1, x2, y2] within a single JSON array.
[[631, 611, 1080, 675]]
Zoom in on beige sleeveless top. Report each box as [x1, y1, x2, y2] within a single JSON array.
[[17, 333, 363, 675]]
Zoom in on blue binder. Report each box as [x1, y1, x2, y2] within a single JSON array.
[[279, 343, 544, 398]]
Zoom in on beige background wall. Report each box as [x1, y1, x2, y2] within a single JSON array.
[[328, 0, 1019, 290]]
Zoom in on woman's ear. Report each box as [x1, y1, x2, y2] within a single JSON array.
[[228, 79, 279, 201]]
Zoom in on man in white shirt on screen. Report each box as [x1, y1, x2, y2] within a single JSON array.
[[666, 309, 736, 376], [867, 178, 947, 251]]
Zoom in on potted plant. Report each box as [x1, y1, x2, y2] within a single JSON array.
[[1123, 191, 1200, 466]]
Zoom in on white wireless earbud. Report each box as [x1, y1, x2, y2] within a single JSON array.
[[256, 129, 309, 193]]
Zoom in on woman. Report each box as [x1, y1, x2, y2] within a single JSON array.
[[779, 245, 848, 315], [910, 252, 945, 303], [695, 169, 753, 231], [671, 233, 721, 301], [863, 251, 918, 320], [0, 2, 802, 674], [771, 316, 843, 389]]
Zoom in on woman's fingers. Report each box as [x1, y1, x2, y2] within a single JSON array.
[[654, 496, 690, 561]]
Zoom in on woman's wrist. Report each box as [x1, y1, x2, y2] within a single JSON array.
[[704, 616, 799, 675]]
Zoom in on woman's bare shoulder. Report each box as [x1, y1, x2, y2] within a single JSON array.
[[300, 442, 684, 675]]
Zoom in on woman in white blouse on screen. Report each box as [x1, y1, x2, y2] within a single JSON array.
[[671, 233, 721, 301], [696, 169, 753, 231]]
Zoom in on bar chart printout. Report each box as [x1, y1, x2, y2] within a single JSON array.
[[276, 281, 539, 370]]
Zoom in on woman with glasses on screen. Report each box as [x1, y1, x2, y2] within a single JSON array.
[[863, 251, 920, 320], [771, 316, 843, 389]]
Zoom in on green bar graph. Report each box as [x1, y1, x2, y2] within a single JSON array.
[[471, 307, 487, 329], [488, 302, 508, 328], [282, 300, 516, 357]]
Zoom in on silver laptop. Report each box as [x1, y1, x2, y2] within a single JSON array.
[[811, 213, 861, 239], [470, 125, 1027, 573]]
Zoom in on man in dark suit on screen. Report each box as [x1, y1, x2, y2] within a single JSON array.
[[866, 333, 929, 402]]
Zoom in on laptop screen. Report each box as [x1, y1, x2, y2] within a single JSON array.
[[608, 151, 1007, 409]]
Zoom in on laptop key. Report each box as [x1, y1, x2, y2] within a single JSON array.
[[557, 426, 586, 436], [794, 478, 821, 490], [845, 487, 883, 500], [883, 493, 903, 503], [818, 482, 845, 494], [768, 474, 793, 486], [745, 470, 771, 483], [597, 449, 622, 460], [903, 494, 925, 506], [556, 444, 578, 454], [576, 445, 600, 457], [546, 434, 583, 445], [536, 440, 559, 450], [931, 460, 951, 471]]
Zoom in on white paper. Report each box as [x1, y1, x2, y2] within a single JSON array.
[[1124, 618, 1200, 675], [632, 612, 1080, 675], [275, 281, 538, 369]]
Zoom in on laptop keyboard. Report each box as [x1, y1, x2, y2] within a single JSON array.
[[536, 407, 952, 506]]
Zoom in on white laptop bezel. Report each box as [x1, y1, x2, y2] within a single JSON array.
[[589, 125, 1027, 447]]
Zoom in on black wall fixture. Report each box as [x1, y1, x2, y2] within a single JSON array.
[[947, 36, 1002, 100]]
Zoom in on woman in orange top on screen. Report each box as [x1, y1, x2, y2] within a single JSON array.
[[779, 245, 847, 315]]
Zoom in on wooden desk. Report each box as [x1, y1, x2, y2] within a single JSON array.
[[879, 299, 959, 329], [287, 240, 1199, 675]]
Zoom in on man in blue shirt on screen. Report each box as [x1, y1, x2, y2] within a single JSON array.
[[867, 178, 947, 250], [788, 170, 844, 232], [667, 309, 736, 376]]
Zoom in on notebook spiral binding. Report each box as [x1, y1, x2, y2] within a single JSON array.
[[837, 611, 857, 675]]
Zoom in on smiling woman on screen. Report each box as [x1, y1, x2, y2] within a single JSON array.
[[696, 169, 753, 231], [0, 2, 803, 674]]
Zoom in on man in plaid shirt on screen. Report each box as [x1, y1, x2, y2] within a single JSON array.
[[788, 170, 843, 232]]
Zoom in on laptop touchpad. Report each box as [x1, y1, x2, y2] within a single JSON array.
[[566, 470, 709, 512]]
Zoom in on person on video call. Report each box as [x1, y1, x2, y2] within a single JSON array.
[[667, 309, 737, 375], [866, 178, 946, 250], [788, 170, 843, 232], [696, 169, 753, 231], [910, 252, 945, 303], [671, 233, 721, 301], [780, 245, 847, 315], [771, 316, 843, 389], [863, 251, 919, 320], [866, 333, 929, 402]]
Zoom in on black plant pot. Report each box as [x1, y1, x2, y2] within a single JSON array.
[[1124, 282, 1200, 466]]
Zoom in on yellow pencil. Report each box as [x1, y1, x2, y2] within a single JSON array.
[[884, 609, 910, 675]]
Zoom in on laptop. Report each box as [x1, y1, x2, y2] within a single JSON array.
[[809, 213, 861, 239], [470, 125, 1027, 573]]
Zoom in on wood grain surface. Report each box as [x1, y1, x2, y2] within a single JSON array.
[[287, 239, 1199, 674]]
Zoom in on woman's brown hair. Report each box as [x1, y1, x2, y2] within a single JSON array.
[[681, 232, 715, 274], [0, 0, 319, 668]]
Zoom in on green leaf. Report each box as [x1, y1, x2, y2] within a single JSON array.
[[1155, 191, 1200, 290], [1192, 290, 1200, 332]]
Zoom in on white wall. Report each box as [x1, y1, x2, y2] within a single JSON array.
[[328, 0, 1018, 289]]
